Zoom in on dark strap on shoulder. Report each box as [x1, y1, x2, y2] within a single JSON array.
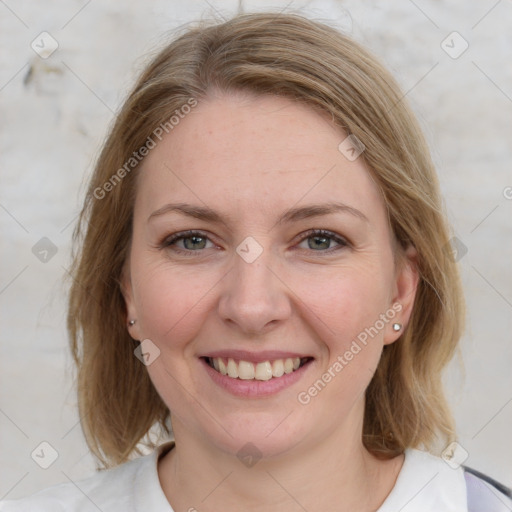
[[463, 466, 512, 512], [463, 466, 511, 498]]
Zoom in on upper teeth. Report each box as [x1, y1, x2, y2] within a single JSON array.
[[211, 357, 301, 381]]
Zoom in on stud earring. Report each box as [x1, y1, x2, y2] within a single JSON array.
[[128, 319, 136, 326], [392, 323, 402, 332]]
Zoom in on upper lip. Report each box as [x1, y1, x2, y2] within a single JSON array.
[[200, 349, 313, 364]]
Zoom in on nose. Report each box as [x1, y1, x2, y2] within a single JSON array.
[[217, 248, 292, 335]]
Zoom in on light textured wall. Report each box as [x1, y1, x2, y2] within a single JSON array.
[[1, 0, 511, 500]]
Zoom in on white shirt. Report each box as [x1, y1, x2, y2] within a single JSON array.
[[0, 441, 508, 511]]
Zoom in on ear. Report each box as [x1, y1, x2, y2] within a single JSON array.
[[120, 257, 142, 340], [383, 244, 420, 345]]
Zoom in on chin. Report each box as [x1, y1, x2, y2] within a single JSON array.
[[211, 410, 312, 460]]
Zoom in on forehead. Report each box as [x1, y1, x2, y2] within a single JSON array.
[[134, 92, 385, 226]]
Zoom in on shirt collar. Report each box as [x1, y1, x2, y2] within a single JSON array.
[[134, 440, 176, 511], [377, 448, 468, 511], [136, 442, 468, 512]]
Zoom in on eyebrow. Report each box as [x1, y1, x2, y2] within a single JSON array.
[[148, 201, 368, 226]]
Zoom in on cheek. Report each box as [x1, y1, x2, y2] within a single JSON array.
[[292, 272, 387, 419], [290, 262, 391, 394], [291, 260, 391, 341], [132, 259, 215, 349]]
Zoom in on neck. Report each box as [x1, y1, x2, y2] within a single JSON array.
[[158, 413, 404, 512]]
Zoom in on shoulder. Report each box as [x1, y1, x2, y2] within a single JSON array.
[[378, 448, 511, 512], [0, 449, 158, 512], [463, 466, 512, 512]]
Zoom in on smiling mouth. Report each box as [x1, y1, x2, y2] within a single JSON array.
[[203, 356, 313, 381]]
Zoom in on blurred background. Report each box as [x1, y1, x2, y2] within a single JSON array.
[[1, 0, 511, 500]]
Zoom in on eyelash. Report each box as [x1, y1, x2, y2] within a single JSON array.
[[159, 229, 350, 257]]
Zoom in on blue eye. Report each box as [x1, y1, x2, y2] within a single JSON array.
[[161, 230, 214, 254], [297, 229, 348, 252], [160, 229, 349, 256]]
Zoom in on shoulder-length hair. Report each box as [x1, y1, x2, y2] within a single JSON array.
[[67, 11, 464, 468]]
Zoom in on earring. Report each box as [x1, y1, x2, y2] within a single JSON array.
[[392, 323, 402, 332], [128, 319, 136, 326]]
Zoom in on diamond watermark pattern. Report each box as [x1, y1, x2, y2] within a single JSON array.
[[441, 32, 469, 59], [32, 237, 58, 263], [236, 442, 263, 468], [31, 441, 59, 469], [134, 339, 161, 366], [338, 134, 365, 161], [444, 236, 468, 262], [30, 31, 59, 59], [236, 236, 263, 263], [442, 441, 469, 469]]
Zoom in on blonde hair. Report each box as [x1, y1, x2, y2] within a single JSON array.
[[67, 11, 465, 468]]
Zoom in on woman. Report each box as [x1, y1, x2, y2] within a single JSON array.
[[2, 11, 510, 512]]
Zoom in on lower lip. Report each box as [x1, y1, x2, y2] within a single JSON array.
[[200, 358, 313, 398]]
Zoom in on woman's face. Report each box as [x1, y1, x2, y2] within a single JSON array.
[[122, 92, 418, 458]]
